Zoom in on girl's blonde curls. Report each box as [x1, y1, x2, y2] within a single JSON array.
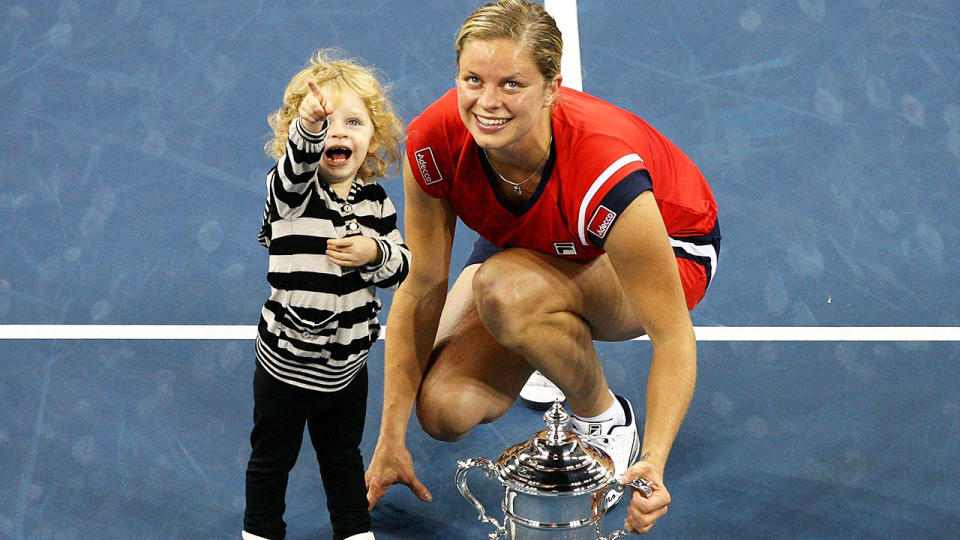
[[265, 49, 404, 181]]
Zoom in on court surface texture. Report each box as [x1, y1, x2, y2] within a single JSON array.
[[1, 1, 958, 538]]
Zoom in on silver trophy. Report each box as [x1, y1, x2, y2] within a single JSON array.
[[456, 401, 652, 539]]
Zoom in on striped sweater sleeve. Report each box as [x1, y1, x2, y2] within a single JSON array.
[[266, 118, 328, 221], [358, 194, 410, 290]]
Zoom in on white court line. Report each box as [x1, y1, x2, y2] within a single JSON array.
[[688, 327, 960, 342], [0, 325, 256, 340], [0, 325, 958, 341]]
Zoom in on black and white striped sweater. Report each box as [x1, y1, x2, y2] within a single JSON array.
[[255, 118, 410, 392]]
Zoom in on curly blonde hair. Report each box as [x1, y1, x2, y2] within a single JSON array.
[[265, 49, 404, 182]]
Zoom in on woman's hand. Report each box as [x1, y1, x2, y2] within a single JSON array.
[[620, 460, 670, 534], [365, 437, 433, 511]]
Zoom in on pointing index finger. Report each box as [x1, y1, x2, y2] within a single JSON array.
[[307, 80, 333, 115]]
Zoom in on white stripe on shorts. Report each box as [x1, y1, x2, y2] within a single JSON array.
[[670, 237, 719, 280]]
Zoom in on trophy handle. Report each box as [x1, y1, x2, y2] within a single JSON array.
[[601, 478, 656, 540], [456, 457, 506, 540]]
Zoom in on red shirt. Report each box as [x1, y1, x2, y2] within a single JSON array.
[[406, 87, 718, 261]]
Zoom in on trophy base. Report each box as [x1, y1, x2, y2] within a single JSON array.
[[505, 517, 604, 540]]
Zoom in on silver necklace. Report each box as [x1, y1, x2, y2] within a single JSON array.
[[482, 140, 551, 195]]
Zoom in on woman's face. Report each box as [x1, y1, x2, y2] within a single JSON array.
[[456, 38, 558, 153]]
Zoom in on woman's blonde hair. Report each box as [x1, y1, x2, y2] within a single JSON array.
[[455, 0, 563, 84], [265, 49, 404, 182]]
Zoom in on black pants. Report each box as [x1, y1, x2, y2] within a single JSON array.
[[243, 363, 370, 540]]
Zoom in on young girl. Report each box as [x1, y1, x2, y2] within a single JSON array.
[[243, 50, 409, 540]]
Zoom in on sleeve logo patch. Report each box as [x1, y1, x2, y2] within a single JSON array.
[[587, 205, 617, 239], [414, 147, 443, 185]]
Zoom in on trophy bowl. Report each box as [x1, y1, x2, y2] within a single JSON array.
[[456, 401, 649, 540]]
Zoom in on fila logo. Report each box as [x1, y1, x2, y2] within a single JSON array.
[[588, 423, 602, 436], [414, 147, 442, 185], [587, 205, 617, 239], [554, 242, 577, 256]]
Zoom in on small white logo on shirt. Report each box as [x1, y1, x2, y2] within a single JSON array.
[[414, 147, 442, 185], [554, 242, 577, 256]]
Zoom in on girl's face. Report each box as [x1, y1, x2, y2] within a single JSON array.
[[456, 38, 558, 154], [316, 85, 375, 186]]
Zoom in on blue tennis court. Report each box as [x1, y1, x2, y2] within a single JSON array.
[[1, 1, 958, 538]]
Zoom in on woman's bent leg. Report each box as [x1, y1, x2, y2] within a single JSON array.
[[470, 248, 644, 417], [415, 265, 534, 441], [415, 247, 645, 439]]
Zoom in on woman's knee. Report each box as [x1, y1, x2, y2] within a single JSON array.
[[472, 257, 548, 346], [415, 387, 478, 442], [415, 371, 518, 442]]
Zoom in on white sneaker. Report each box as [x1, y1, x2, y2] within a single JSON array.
[[241, 532, 272, 540], [344, 533, 375, 540], [571, 395, 640, 508], [519, 370, 566, 410]]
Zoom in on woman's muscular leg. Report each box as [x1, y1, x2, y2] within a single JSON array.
[[415, 247, 644, 439], [471, 248, 644, 418], [415, 264, 533, 442]]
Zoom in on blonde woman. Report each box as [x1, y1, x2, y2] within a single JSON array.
[[366, 1, 719, 535]]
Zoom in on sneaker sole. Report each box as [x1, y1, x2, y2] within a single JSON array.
[[518, 371, 566, 410], [519, 395, 565, 411]]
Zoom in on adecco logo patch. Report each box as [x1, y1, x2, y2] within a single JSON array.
[[587, 205, 617, 239], [414, 147, 442, 185]]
